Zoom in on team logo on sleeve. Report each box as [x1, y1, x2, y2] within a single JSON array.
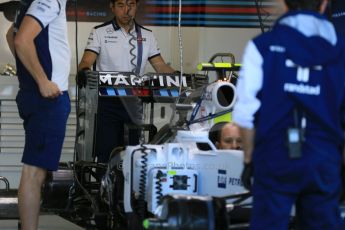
[[36, 1, 51, 12]]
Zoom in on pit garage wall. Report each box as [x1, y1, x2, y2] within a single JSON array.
[[1, 22, 262, 74], [0, 0, 278, 74], [0, 0, 276, 189]]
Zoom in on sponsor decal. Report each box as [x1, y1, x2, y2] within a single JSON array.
[[99, 72, 189, 87], [283, 59, 322, 96], [217, 169, 227, 188]]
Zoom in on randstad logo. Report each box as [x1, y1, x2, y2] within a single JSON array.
[[283, 59, 321, 96]]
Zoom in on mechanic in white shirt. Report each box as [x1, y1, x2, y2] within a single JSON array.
[[78, 0, 175, 163]]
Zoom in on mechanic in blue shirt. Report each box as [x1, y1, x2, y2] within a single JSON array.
[[233, 0, 345, 229], [6, 0, 71, 229]]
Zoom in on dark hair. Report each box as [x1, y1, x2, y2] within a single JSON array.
[[284, 0, 323, 11], [208, 122, 228, 145], [195, 122, 228, 151]]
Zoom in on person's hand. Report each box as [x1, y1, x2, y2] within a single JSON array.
[[76, 68, 89, 88], [241, 162, 253, 191], [38, 80, 62, 98]]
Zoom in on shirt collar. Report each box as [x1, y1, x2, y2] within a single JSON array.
[[112, 18, 139, 33]]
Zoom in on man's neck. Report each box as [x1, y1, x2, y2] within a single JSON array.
[[116, 19, 134, 33]]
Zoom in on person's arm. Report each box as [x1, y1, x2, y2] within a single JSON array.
[[14, 16, 61, 98], [6, 25, 15, 57], [240, 127, 255, 163], [78, 50, 97, 71], [149, 55, 175, 73], [232, 40, 263, 164], [76, 50, 97, 88], [76, 28, 99, 88], [239, 126, 255, 191]]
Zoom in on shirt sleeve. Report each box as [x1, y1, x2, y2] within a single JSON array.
[[148, 33, 161, 58], [26, 0, 61, 29], [85, 28, 101, 54], [232, 40, 263, 129]]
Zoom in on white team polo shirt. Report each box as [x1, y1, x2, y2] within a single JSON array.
[[26, 0, 71, 91], [85, 20, 161, 76]]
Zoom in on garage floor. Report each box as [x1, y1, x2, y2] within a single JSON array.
[[0, 215, 84, 230]]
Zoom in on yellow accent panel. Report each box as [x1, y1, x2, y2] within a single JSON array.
[[197, 62, 241, 71], [214, 112, 232, 123], [168, 170, 176, 175]]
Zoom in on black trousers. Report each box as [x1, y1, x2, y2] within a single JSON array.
[[95, 98, 141, 163]]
